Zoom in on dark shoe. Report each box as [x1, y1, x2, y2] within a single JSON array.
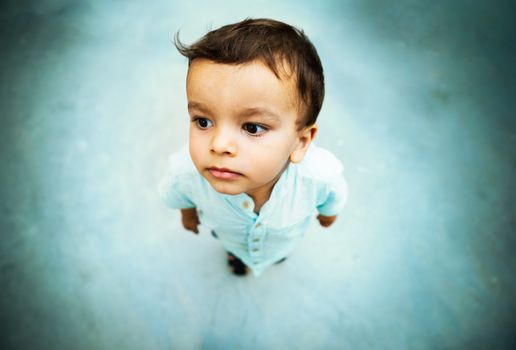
[[275, 257, 287, 265], [227, 252, 249, 276]]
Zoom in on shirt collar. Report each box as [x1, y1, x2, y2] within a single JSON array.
[[221, 162, 296, 218]]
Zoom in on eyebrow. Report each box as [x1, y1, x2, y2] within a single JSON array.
[[239, 107, 280, 122], [239, 107, 280, 121], [188, 102, 211, 114], [188, 102, 280, 121]]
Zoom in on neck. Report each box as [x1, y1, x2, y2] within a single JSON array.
[[247, 187, 273, 213], [246, 162, 289, 213]]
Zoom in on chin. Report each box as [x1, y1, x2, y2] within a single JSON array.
[[207, 180, 245, 196]]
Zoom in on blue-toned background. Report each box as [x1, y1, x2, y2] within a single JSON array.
[[1, 0, 515, 349]]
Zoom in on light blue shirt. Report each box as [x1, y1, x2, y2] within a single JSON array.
[[158, 144, 348, 277]]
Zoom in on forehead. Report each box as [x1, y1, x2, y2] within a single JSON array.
[[186, 59, 300, 117]]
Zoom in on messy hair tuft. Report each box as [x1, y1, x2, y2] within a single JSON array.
[[174, 18, 325, 127]]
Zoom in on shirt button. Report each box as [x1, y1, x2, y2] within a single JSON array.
[[255, 223, 261, 228], [252, 237, 260, 242], [251, 248, 259, 252], [242, 201, 250, 209]]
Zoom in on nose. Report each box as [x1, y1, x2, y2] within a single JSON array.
[[210, 126, 237, 156]]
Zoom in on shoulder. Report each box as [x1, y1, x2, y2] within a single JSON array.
[[295, 143, 344, 183], [165, 144, 197, 177]]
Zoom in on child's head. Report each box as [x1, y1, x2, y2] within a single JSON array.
[[175, 18, 325, 128], [175, 18, 325, 200]]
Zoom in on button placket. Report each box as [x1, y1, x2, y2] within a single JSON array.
[[252, 224, 262, 242], [248, 221, 265, 259], [249, 237, 261, 251], [232, 193, 256, 219]]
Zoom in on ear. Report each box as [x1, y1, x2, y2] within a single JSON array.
[[290, 124, 318, 163]]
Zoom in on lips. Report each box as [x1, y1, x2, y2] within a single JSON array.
[[207, 167, 242, 180]]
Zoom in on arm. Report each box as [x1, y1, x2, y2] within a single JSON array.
[[315, 153, 347, 228], [158, 147, 200, 234], [316, 177, 346, 229], [317, 214, 337, 228], [181, 208, 200, 234]]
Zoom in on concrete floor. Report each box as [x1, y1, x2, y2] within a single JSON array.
[[1, 0, 515, 349]]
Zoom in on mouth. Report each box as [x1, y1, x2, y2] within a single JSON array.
[[207, 167, 242, 180]]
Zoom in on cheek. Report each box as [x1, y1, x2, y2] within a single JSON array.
[[261, 132, 297, 157], [188, 131, 205, 164], [246, 137, 293, 171]]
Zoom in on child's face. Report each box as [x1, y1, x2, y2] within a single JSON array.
[[186, 58, 316, 199]]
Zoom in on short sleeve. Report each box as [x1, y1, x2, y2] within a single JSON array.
[[158, 174, 195, 209], [317, 175, 348, 216], [315, 153, 348, 217], [157, 145, 197, 209]]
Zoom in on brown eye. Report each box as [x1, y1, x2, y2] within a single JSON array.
[[195, 118, 212, 129], [243, 123, 267, 136]]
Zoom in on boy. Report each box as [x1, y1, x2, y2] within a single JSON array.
[[159, 18, 347, 277]]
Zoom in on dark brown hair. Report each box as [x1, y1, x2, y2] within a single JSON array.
[[174, 18, 325, 128]]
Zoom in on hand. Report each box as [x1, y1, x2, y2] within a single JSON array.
[[317, 214, 337, 228], [180, 208, 200, 234]]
